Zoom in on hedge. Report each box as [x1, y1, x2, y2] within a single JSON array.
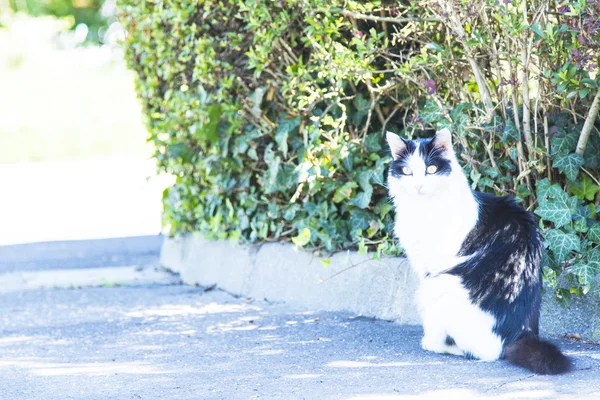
[[118, 0, 600, 303]]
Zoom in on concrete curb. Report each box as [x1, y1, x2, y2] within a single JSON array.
[[160, 235, 600, 341]]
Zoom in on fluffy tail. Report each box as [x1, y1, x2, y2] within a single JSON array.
[[504, 336, 571, 375]]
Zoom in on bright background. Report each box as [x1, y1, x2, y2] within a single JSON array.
[[0, 5, 171, 245]]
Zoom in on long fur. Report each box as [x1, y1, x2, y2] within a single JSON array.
[[504, 335, 572, 375], [386, 129, 571, 375]]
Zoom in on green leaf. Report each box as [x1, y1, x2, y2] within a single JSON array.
[[572, 260, 600, 286], [568, 175, 600, 201], [349, 189, 373, 209], [566, 90, 578, 99], [364, 133, 382, 152], [581, 78, 599, 88], [333, 182, 358, 203], [501, 121, 520, 143], [420, 98, 444, 124], [589, 223, 600, 244], [425, 42, 444, 52], [546, 229, 580, 263], [551, 132, 578, 155], [205, 104, 222, 144], [350, 209, 371, 231], [583, 134, 600, 168], [352, 93, 371, 124], [535, 200, 572, 228], [531, 22, 545, 38], [536, 178, 552, 202], [552, 153, 583, 181], [292, 228, 311, 247], [168, 143, 194, 162], [276, 116, 301, 158], [574, 217, 588, 233]]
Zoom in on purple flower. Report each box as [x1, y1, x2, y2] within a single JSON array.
[[423, 79, 439, 95]]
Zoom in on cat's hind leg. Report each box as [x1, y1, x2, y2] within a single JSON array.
[[444, 291, 504, 361], [419, 274, 501, 359]]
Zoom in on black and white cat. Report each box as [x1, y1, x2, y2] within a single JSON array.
[[386, 128, 571, 375]]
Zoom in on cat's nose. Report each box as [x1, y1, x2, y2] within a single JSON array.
[[415, 184, 424, 192]]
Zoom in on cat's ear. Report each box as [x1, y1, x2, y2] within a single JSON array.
[[434, 128, 453, 152], [386, 131, 407, 160]]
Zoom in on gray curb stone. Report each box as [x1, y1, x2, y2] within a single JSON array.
[[161, 235, 600, 341]]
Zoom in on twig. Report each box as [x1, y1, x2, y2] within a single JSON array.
[[581, 167, 600, 187], [576, 88, 600, 156], [340, 10, 440, 24]]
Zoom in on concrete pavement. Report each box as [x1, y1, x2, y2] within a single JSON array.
[[2, 284, 600, 400]]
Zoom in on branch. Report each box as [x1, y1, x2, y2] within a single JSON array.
[[437, 1, 494, 121], [339, 10, 440, 24], [575, 88, 600, 156]]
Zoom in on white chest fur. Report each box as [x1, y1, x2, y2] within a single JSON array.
[[393, 188, 479, 278]]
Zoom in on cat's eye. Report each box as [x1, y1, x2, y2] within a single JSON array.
[[402, 166, 412, 175], [426, 165, 438, 174]]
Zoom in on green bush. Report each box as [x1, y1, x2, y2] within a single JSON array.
[[118, 0, 600, 302]]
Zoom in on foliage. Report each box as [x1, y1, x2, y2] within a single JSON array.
[[119, 0, 600, 301], [7, 0, 110, 43]]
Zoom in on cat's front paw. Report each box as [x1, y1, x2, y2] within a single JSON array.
[[421, 336, 442, 353], [421, 336, 464, 356]]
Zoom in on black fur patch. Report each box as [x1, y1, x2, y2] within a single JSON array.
[[504, 335, 571, 375], [389, 136, 452, 177], [389, 139, 417, 177], [445, 336, 456, 346], [448, 192, 543, 343], [418, 137, 452, 175]]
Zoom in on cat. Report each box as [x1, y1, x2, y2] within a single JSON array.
[[386, 128, 571, 375]]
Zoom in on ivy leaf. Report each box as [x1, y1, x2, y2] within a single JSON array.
[[589, 223, 600, 244], [501, 120, 520, 143], [420, 98, 444, 124], [349, 189, 373, 209], [546, 229, 580, 263], [276, 116, 301, 158], [572, 259, 600, 287], [350, 209, 371, 231], [583, 134, 600, 168], [333, 182, 358, 203], [552, 152, 583, 182], [356, 170, 373, 192], [364, 133, 382, 152], [536, 178, 552, 202], [292, 228, 311, 247], [574, 217, 588, 233], [551, 132, 578, 155], [535, 200, 572, 228], [569, 175, 600, 201], [264, 149, 281, 194], [353, 93, 371, 124]]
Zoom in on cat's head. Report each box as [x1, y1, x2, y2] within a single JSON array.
[[386, 128, 466, 198]]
